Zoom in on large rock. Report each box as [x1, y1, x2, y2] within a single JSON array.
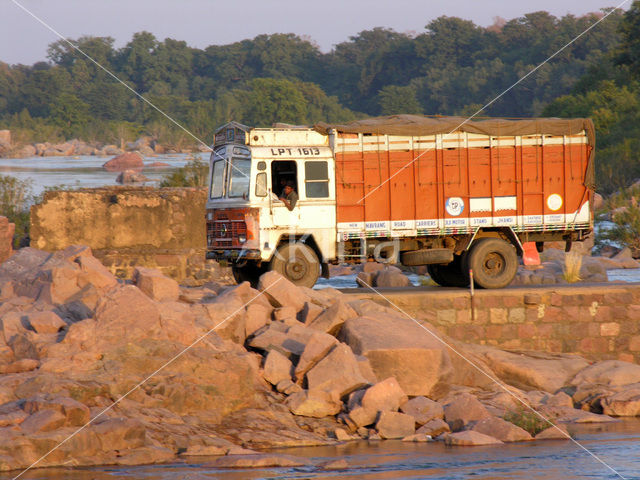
[[374, 270, 411, 288], [116, 170, 150, 184], [443, 394, 491, 432], [263, 350, 292, 386], [480, 348, 589, 393], [307, 300, 356, 335], [361, 377, 408, 413], [25, 311, 66, 334], [133, 267, 180, 302], [23, 394, 90, 426], [340, 315, 452, 397], [306, 344, 368, 398], [601, 388, 640, 417], [571, 361, 640, 388], [285, 390, 341, 418], [417, 418, 450, 437], [535, 424, 570, 440], [375, 411, 415, 439], [294, 332, 338, 381], [400, 396, 444, 425], [258, 271, 309, 312], [470, 416, 532, 442], [444, 430, 503, 446], [102, 152, 144, 171]]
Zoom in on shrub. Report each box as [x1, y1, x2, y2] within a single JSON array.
[[562, 251, 583, 283], [0, 175, 34, 247], [160, 153, 208, 187], [504, 407, 552, 436]]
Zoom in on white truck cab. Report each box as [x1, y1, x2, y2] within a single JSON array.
[[205, 122, 336, 287]]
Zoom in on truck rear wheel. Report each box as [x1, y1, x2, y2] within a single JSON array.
[[270, 243, 320, 288], [427, 254, 470, 288], [232, 262, 266, 288], [467, 238, 518, 289]]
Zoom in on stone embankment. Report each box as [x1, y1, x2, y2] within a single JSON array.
[[0, 134, 208, 159], [1, 246, 640, 472]]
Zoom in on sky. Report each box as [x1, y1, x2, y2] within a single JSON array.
[[0, 0, 630, 65]]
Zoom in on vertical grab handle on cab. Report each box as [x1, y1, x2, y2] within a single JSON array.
[[268, 188, 273, 216]]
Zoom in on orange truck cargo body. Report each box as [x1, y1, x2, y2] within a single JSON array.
[[334, 131, 592, 239]]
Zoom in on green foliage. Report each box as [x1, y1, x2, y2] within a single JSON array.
[[160, 154, 209, 187], [504, 408, 552, 436], [0, 175, 33, 247]]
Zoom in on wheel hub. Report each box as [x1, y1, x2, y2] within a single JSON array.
[[285, 257, 308, 280]]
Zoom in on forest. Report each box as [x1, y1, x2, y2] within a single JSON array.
[[0, 3, 639, 193]]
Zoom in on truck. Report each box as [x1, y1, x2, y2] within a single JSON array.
[[205, 115, 595, 289]]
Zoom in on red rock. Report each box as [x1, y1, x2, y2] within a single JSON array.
[[471, 416, 533, 442], [116, 170, 150, 184], [294, 332, 338, 381], [601, 388, 640, 416], [204, 454, 310, 468], [286, 390, 341, 418], [535, 424, 570, 440], [245, 303, 271, 337], [0, 358, 39, 374], [306, 344, 368, 398], [25, 311, 66, 334], [444, 430, 503, 446], [444, 394, 491, 432], [133, 267, 179, 302], [147, 162, 170, 168], [571, 360, 640, 388], [307, 300, 356, 335], [258, 271, 310, 312], [102, 152, 144, 171], [23, 394, 90, 426], [20, 410, 66, 433], [0, 217, 14, 264], [92, 418, 146, 450], [76, 254, 118, 291], [375, 411, 415, 439], [263, 350, 292, 386], [374, 270, 411, 288], [361, 377, 408, 413], [417, 418, 450, 437], [400, 396, 444, 425]]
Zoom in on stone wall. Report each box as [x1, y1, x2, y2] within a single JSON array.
[[30, 186, 231, 284], [0, 216, 14, 263], [348, 284, 640, 363]]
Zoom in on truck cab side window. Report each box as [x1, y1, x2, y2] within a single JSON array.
[[255, 172, 267, 197], [271, 160, 298, 196], [305, 161, 329, 198]]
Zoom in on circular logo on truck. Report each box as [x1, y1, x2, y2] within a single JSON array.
[[547, 194, 563, 211], [446, 197, 464, 216]]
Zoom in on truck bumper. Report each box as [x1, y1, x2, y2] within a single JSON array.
[[206, 249, 262, 262]]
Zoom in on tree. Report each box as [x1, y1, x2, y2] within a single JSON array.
[[244, 78, 307, 126], [616, 0, 640, 75], [50, 92, 90, 136], [378, 85, 422, 115]]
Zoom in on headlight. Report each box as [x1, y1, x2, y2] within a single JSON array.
[[238, 234, 247, 244]]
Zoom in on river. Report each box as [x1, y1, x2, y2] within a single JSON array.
[[3, 421, 640, 480]]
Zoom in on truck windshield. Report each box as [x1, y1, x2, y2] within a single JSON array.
[[228, 157, 251, 198], [210, 160, 225, 198]]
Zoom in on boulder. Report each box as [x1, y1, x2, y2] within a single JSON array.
[[400, 396, 444, 425], [285, 390, 341, 418], [601, 388, 640, 417], [245, 303, 271, 337], [102, 152, 144, 171], [116, 170, 150, 184], [444, 430, 503, 446], [571, 361, 640, 388], [361, 377, 408, 413], [76, 254, 118, 291], [262, 350, 292, 386], [374, 270, 411, 288], [348, 405, 378, 428], [443, 394, 491, 432], [417, 418, 450, 437], [25, 311, 66, 334], [375, 411, 415, 439], [299, 301, 323, 324], [204, 454, 310, 468], [307, 300, 356, 336], [23, 394, 90, 426], [340, 315, 452, 397], [92, 418, 146, 450], [133, 267, 180, 302], [306, 344, 368, 398], [480, 348, 589, 393], [471, 416, 532, 442], [294, 332, 338, 381], [542, 391, 573, 408], [258, 271, 309, 312], [19, 409, 66, 434], [273, 306, 297, 323], [535, 424, 570, 440]]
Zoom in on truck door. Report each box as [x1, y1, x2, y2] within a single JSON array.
[[270, 160, 301, 226]]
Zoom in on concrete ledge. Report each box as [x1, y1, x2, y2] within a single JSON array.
[[343, 283, 640, 363]]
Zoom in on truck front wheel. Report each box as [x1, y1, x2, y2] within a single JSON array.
[[467, 238, 518, 289], [427, 254, 470, 288], [231, 262, 266, 288], [270, 243, 320, 288]]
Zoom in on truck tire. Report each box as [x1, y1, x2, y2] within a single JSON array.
[[232, 262, 266, 288], [270, 243, 320, 288], [467, 238, 518, 289], [427, 254, 470, 288], [401, 248, 454, 266]]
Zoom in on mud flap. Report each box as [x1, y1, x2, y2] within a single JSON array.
[[523, 242, 541, 266]]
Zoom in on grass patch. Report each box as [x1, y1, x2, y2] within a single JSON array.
[[504, 407, 552, 436], [562, 251, 583, 283]]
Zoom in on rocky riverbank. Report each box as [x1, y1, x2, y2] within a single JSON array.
[[0, 134, 207, 159], [1, 246, 640, 473]]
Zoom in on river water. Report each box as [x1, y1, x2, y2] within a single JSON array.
[[3, 421, 640, 480]]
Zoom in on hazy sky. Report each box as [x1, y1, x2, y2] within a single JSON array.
[[0, 0, 628, 65]]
